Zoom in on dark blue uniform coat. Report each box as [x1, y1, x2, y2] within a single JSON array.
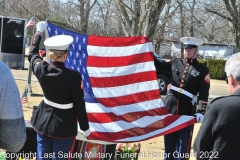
[[154, 57, 210, 160], [28, 35, 89, 138], [154, 58, 210, 115]]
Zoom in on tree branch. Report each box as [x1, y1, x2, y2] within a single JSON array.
[[117, 0, 132, 29], [204, 7, 234, 24], [64, 14, 76, 30], [118, 0, 137, 18], [137, 1, 156, 35], [89, 0, 97, 11], [224, 0, 238, 22], [151, 4, 179, 39]]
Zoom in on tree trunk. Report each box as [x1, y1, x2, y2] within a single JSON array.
[[190, 0, 196, 37], [118, 0, 168, 40], [235, 26, 240, 52], [178, 1, 184, 58]]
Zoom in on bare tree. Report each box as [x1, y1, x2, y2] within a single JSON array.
[[77, 0, 97, 33], [153, 1, 172, 53], [205, 0, 240, 51], [90, 0, 122, 36], [0, 0, 234, 52], [116, 0, 175, 40], [177, 0, 184, 58], [189, 0, 196, 37], [51, 0, 98, 33], [0, 0, 51, 20]]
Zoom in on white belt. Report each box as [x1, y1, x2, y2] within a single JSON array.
[[170, 86, 197, 106], [44, 97, 73, 109]]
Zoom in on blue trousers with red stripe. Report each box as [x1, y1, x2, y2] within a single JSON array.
[[37, 134, 75, 160], [164, 125, 194, 160]]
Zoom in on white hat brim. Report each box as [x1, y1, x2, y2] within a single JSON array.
[[44, 35, 74, 50]]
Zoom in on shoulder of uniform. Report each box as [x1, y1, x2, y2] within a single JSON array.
[[65, 67, 77, 73], [202, 64, 209, 70], [206, 96, 226, 111], [72, 69, 81, 76], [0, 61, 11, 73], [209, 95, 229, 105], [66, 68, 81, 78], [208, 95, 240, 111], [69, 68, 78, 73], [198, 61, 208, 68]]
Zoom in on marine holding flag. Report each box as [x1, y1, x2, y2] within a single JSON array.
[[154, 37, 210, 160], [46, 20, 197, 144], [28, 21, 90, 160]]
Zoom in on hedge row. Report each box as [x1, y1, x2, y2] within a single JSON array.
[[199, 59, 226, 80]]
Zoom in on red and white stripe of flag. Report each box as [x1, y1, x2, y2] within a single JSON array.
[[25, 16, 35, 28], [84, 36, 196, 142], [20, 89, 28, 104]]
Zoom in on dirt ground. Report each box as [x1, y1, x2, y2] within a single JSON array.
[[10, 65, 230, 160]]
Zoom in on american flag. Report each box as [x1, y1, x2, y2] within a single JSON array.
[[46, 21, 196, 143], [25, 16, 35, 28], [21, 89, 28, 104]]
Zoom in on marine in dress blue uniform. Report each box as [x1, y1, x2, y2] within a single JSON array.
[[154, 37, 210, 160], [28, 22, 90, 160]]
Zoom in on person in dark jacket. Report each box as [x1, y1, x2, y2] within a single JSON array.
[[28, 21, 90, 160], [154, 37, 210, 160], [193, 52, 240, 160]]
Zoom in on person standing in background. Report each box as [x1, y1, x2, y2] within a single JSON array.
[[28, 21, 90, 160], [194, 52, 240, 160], [0, 61, 26, 152], [154, 37, 210, 160]]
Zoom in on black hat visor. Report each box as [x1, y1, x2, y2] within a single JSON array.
[[183, 44, 198, 48]]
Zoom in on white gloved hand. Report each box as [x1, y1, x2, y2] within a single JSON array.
[[36, 21, 48, 33], [78, 129, 91, 137], [195, 113, 204, 122]]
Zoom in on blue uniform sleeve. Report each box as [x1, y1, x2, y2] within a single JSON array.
[[198, 67, 210, 102], [153, 56, 172, 73], [71, 72, 90, 131], [27, 34, 43, 75]]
